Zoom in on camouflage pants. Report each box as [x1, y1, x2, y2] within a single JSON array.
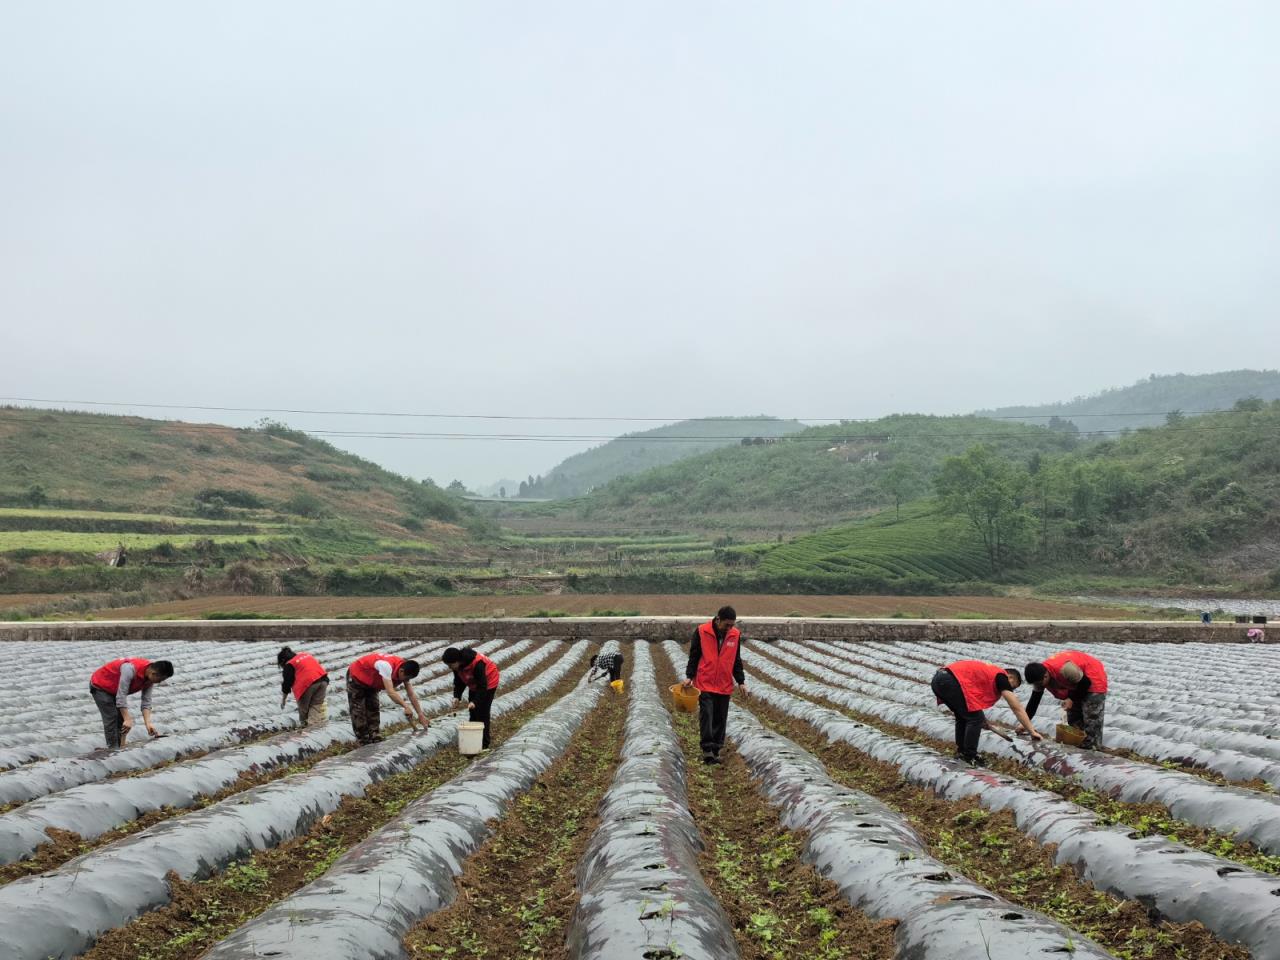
[[347, 676, 382, 744], [297, 678, 328, 727], [1067, 693, 1106, 749]]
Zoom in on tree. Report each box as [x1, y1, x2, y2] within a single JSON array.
[[1234, 396, 1265, 413], [25, 484, 47, 508], [935, 445, 1032, 573], [1165, 409, 1185, 426], [880, 460, 922, 519], [499, 486, 507, 499], [518, 480, 529, 498], [446, 480, 468, 495]]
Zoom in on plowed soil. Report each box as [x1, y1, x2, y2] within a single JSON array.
[[79, 593, 1144, 620]]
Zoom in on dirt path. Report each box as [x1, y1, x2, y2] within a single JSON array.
[[653, 652, 898, 960], [74, 593, 1146, 620]]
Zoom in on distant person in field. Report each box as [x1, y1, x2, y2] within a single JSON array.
[[1025, 650, 1108, 749], [443, 647, 501, 750], [684, 605, 747, 765], [89, 658, 175, 748], [277, 647, 329, 727], [588, 652, 624, 684], [345, 653, 429, 745], [931, 659, 1041, 765]]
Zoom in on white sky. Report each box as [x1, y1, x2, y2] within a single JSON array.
[[2, 2, 1276, 486]]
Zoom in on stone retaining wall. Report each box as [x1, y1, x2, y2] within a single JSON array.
[[0, 616, 1267, 644]]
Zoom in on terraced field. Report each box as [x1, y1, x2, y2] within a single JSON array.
[[1, 634, 1273, 959]]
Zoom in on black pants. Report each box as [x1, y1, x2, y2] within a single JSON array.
[[698, 691, 731, 756], [91, 685, 124, 748], [931, 669, 985, 759], [469, 686, 496, 748], [607, 658, 623, 682], [347, 675, 382, 744]]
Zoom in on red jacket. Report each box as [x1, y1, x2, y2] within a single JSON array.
[[693, 621, 741, 695], [945, 660, 1008, 712], [91, 658, 152, 696], [348, 653, 406, 689], [287, 652, 327, 701], [1042, 650, 1108, 698], [458, 653, 500, 692]]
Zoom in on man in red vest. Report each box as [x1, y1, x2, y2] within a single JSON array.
[[346, 653, 429, 745], [1025, 650, 1109, 748], [89, 658, 175, 748], [443, 647, 501, 750], [931, 659, 1041, 765], [682, 605, 747, 765], [277, 647, 330, 727]]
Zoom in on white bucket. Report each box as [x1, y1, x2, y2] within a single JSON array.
[[458, 722, 485, 755]]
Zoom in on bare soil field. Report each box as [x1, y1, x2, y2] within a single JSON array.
[[79, 593, 1145, 620]]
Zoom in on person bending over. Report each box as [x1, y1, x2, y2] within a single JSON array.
[[346, 652, 429, 744], [89, 658, 174, 749], [443, 647, 501, 750], [931, 659, 1041, 765]]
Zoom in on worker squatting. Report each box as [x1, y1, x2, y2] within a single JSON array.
[[86, 628, 1108, 770]]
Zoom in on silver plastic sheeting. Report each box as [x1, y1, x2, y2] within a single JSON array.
[[199, 642, 614, 960], [0, 639, 571, 960], [567, 641, 740, 960]]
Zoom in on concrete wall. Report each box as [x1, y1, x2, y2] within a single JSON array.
[[0, 616, 1267, 645]]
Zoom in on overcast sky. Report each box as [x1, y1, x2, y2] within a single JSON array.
[[2, 2, 1276, 487]]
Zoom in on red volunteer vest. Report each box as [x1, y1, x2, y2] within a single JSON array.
[[946, 660, 1007, 712], [349, 653, 406, 689], [288, 652, 327, 701], [91, 658, 152, 696], [1042, 650, 1108, 698], [694, 621, 740, 696], [459, 653, 500, 692]]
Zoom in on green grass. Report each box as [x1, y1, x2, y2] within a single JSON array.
[[0, 507, 261, 526], [0, 531, 285, 554]]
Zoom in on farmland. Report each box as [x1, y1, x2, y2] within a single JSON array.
[[0, 632, 1274, 959]]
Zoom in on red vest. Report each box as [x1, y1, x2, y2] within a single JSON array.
[[946, 660, 1007, 712], [459, 653, 500, 692], [694, 621, 740, 696], [348, 653, 406, 689], [288, 652, 327, 701], [91, 658, 152, 696], [1042, 650, 1108, 698]]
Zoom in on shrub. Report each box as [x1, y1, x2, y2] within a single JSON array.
[[283, 490, 327, 518]]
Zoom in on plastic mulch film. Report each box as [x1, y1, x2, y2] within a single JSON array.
[[199, 642, 615, 960], [566, 640, 740, 960], [0, 639, 572, 960]]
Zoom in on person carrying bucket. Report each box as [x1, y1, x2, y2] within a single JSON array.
[[683, 605, 747, 765], [277, 646, 329, 727], [588, 652, 625, 685], [443, 647, 501, 750], [931, 659, 1041, 765], [1024, 650, 1108, 749], [346, 652, 429, 745]]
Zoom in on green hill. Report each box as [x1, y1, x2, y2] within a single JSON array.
[[978, 370, 1280, 433], [517, 416, 805, 499], [550, 415, 1082, 532]]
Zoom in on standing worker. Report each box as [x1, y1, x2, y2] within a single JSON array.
[[443, 647, 501, 750], [683, 605, 747, 766], [89, 657, 175, 749], [346, 652, 429, 745], [1025, 650, 1108, 748], [588, 652, 625, 684], [277, 647, 329, 727], [931, 659, 1041, 765]]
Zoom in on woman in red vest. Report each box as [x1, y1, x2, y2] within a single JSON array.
[[89, 658, 175, 748], [1025, 650, 1108, 748], [277, 647, 330, 727], [443, 647, 501, 750], [346, 653, 428, 745], [683, 605, 747, 765], [931, 659, 1041, 765]]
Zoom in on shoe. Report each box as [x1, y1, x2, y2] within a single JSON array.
[[702, 752, 717, 765]]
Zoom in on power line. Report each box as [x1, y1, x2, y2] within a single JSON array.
[[0, 395, 1238, 423]]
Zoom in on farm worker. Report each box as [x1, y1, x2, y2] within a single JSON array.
[[1025, 650, 1108, 749], [683, 605, 747, 766], [931, 660, 1041, 765], [89, 658, 175, 749], [346, 653, 429, 745], [588, 652, 625, 684], [443, 647, 501, 750], [277, 647, 329, 727]]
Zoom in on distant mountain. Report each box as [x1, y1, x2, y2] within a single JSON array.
[[978, 370, 1280, 434], [512, 416, 806, 500]]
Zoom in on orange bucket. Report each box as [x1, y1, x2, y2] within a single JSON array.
[[1055, 723, 1086, 746], [669, 683, 699, 712]]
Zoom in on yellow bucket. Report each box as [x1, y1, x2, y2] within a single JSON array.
[[669, 683, 699, 712], [610, 679, 625, 693], [1055, 723, 1086, 746]]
